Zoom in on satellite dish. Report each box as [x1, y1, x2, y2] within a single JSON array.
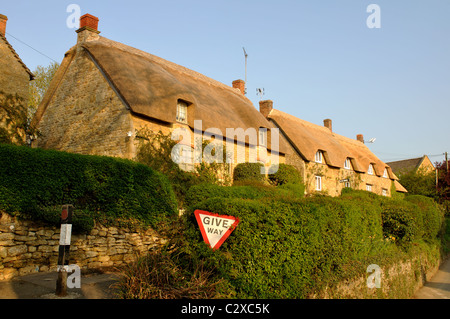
[[368, 138, 376, 143]]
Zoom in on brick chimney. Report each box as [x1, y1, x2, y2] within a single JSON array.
[[357, 134, 364, 143], [76, 13, 100, 43], [324, 119, 332, 132], [0, 14, 7, 36], [232, 79, 246, 95], [259, 100, 273, 118]]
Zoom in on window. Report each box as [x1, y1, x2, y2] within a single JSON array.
[[315, 176, 322, 191], [383, 168, 388, 178], [315, 151, 323, 163], [176, 101, 188, 124], [366, 184, 372, 192], [259, 128, 267, 147], [178, 145, 194, 172], [344, 181, 351, 188], [368, 164, 374, 175], [344, 158, 351, 169], [382, 188, 388, 196]]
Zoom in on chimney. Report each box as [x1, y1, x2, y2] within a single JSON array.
[[324, 119, 332, 132], [259, 100, 273, 118], [76, 13, 100, 44], [0, 14, 7, 36], [357, 134, 364, 143], [232, 79, 246, 95]]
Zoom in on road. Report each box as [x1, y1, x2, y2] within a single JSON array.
[[413, 256, 450, 299]]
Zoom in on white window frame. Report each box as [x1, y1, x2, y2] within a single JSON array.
[[315, 151, 323, 163], [382, 188, 388, 196], [366, 184, 372, 192], [344, 181, 351, 188], [344, 158, 351, 170], [368, 164, 374, 175], [315, 176, 322, 191], [176, 101, 188, 124], [383, 168, 388, 178], [259, 128, 267, 148]]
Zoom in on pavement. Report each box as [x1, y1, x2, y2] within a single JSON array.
[[0, 270, 123, 299], [413, 256, 450, 299]]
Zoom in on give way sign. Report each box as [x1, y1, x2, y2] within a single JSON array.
[[194, 210, 240, 250]]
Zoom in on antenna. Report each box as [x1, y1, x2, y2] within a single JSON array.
[[243, 47, 248, 94], [256, 88, 265, 100]]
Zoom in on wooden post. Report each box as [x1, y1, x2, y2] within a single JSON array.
[[56, 204, 73, 297]]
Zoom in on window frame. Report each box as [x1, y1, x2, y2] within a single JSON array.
[[366, 184, 373, 192], [176, 100, 188, 124], [368, 164, 374, 175], [315, 175, 322, 191], [344, 158, 351, 170], [259, 128, 267, 148], [315, 151, 323, 163]]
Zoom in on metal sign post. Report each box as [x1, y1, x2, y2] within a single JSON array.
[[56, 204, 73, 297]]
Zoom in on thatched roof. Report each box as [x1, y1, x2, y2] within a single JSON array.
[[268, 108, 398, 180], [80, 37, 285, 153], [0, 33, 34, 80]]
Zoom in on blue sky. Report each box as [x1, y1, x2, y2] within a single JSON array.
[[2, 1, 449, 164]]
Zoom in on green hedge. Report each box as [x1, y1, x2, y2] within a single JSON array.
[[232, 163, 265, 183], [0, 144, 178, 231], [267, 163, 303, 186], [171, 188, 445, 298], [184, 182, 304, 210]]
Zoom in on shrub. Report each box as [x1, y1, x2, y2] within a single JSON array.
[[0, 144, 178, 231], [233, 163, 265, 183], [404, 195, 444, 240], [268, 163, 303, 186], [177, 195, 389, 298], [381, 200, 418, 244]]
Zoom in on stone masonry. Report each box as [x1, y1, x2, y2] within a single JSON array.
[[0, 212, 164, 281]]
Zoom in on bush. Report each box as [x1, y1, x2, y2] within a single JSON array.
[[404, 195, 444, 240], [177, 195, 389, 298], [381, 200, 418, 244], [233, 163, 265, 183], [268, 163, 303, 186], [0, 144, 178, 231]]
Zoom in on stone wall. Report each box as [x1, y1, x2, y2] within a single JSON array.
[[0, 212, 163, 281]]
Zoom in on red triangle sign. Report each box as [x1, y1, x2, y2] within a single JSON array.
[[194, 210, 240, 250]]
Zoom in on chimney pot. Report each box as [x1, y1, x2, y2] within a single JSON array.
[[232, 79, 246, 95], [76, 13, 100, 33], [324, 119, 332, 132], [0, 14, 8, 36], [357, 134, 364, 143], [259, 100, 273, 118]]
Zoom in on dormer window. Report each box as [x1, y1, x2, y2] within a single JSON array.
[[315, 151, 323, 163], [368, 164, 374, 175], [176, 100, 188, 124], [344, 158, 351, 170], [383, 168, 388, 178], [259, 128, 267, 147]]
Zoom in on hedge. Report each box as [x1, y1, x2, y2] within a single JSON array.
[[232, 163, 265, 183], [184, 182, 304, 210], [171, 188, 446, 298], [0, 144, 178, 231]]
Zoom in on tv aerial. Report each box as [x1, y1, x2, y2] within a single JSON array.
[[256, 88, 265, 100]]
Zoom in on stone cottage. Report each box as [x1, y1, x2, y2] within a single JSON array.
[[0, 14, 34, 144], [32, 14, 286, 174], [259, 100, 407, 197]]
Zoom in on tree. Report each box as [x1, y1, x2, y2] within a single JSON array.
[[28, 61, 59, 123], [397, 167, 436, 199], [435, 160, 450, 214]]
